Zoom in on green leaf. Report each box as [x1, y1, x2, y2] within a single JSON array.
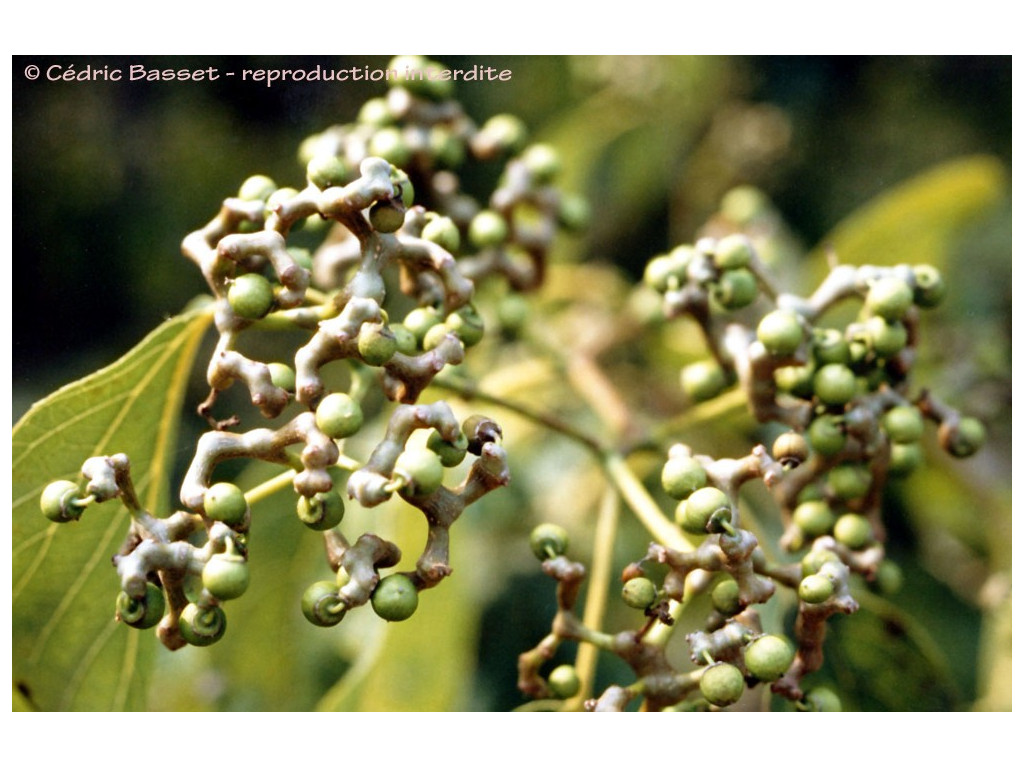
[[12, 304, 213, 711], [808, 155, 1007, 284]]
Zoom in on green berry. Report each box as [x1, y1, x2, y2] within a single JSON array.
[[883, 406, 924, 444], [874, 560, 904, 595], [301, 580, 346, 627], [808, 416, 846, 456], [714, 234, 755, 271], [888, 442, 923, 477], [865, 276, 913, 322], [681, 360, 728, 402], [204, 483, 248, 526], [743, 635, 795, 682], [793, 500, 836, 539], [833, 513, 873, 550], [179, 604, 227, 646], [801, 549, 841, 578], [912, 264, 946, 308], [357, 322, 399, 366], [774, 363, 816, 398], [371, 573, 419, 622], [428, 125, 465, 168], [828, 464, 872, 501], [228, 273, 275, 320], [315, 393, 364, 439], [804, 686, 843, 712], [369, 200, 406, 233], [357, 97, 393, 127], [267, 362, 296, 392], [700, 663, 746, 707], [678, 486, 731, 536], [557, 193, 591, 232], [622, 577, 658, 610], [530, 523, 569, 561], [865, 316, 907, 358], [757, 310, 804, 356], [468, 210, 509, 248], [392, 324, 417, 355], [306, 154, 350, 190], [202, 552, 250, 601], [368, 127, 413, 167], [547, 665, 581, 699], [813, 363, 856, 406], [402, 306, 443, 345], [421, 215, 461, 254], [237, 174, 276, 202], [445, 305, 485, 347], [479, 114, 528, 153], [711, 578, 742, 616], [427, 429, 470, 468], [721, 186, 770, 226], [812, 328, 851, 367], [40, 479, 85, 523], [772, 432, 809, 466], [393, 447, 444, 496], [713, 268, 759, 310], [287, 246, 313, 270], [391, 168, 414, 208], [944, 417, 986, 458], [296, 489, 346, 531], [661, 454, 707, 500], [798, 574, 835, 604], [115, 582, 165, 629], [644, 254, 687, 292], [521, 143, 561, 184]]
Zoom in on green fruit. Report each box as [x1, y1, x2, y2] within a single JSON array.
[[804, 686, 842, 712], [874, 560, 904, 595], [743, 635, 795, 682], [547, 665, 581, 699], [315, 392, 364, 439], [267, 362, 296, 392], [813, 363, 856, 406], [793, 500, 836, 538], [945, 417, 986, 458], [393, 447, 444, 496], [828, 464, 872, 501], [622, 577, 658, 610], [479, 114, 528, 153], [833, 513, 873, 550], [557, 193, 591, 232], [115, 582, 165, 629], [204, 482, 248, 526], [865, 316, 907, 358], [883, 405, 924, 444], [774, 363, 816, 398], [772, 432, 809, 466], [301, 580, 346, 627], [711, 578, 742, 616], [757, 310, 804, 356], [644, 250, 691, 291], [427, 429, 470, 468], [681, 360, 728, 402], [808, 416, 846, 456], [468, 210, 509, 248], [228, 273, 275, 320], [428, 125, 465, 168], [391, 168, 415, 207], [357, 322, 399, 365], [721, 185, 770, 225], [530, 523, 569, 561], [801, 549, 841, 578], [202, 552, 250, 601], [865, 276, 913, 322], [678, 486, 731, 535], [700, 663, 746, 707], [179, 604, 227, 646], [403, 306, 443, 345], [912, 264, 946, 308], [368, 127, 412, 166], [713, 268, 759, 310], [306, 154, 350, 190], [713, 234, 754, 271], [798, 574, 835, 604], [357, 97, 393, 127], [446, 305, 485, 347], [237, 174, 276, 202], [40, 479, 85, 523], [521, 143, 561, 184], [661, 454, 707, 500], [421, 215, 461, 254], [812, 328, 851, 367], [421, 323, 454, 352], [888, 442, 923, 477], [296, 489, 346, 531], [371, 573, 419, 622], [392, 324, 417, 355], [369, 200, 406, 233]]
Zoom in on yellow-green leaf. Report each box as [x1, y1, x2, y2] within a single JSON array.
[[809, 155, 1007, 282], [12, 304, 213, 711]]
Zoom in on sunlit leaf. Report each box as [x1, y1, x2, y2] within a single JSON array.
[[12, 304, 213, 711]]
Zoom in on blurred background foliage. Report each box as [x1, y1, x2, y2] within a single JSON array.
[[12, 55, 1011, 711]]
